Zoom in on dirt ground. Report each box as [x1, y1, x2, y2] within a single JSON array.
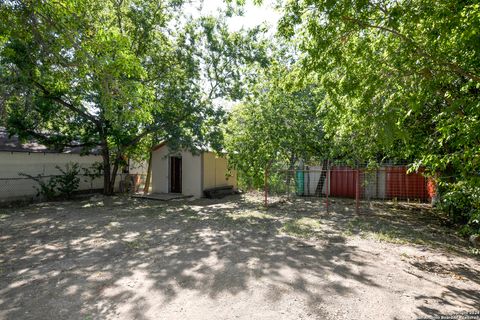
[[0, 193, 479, 320]]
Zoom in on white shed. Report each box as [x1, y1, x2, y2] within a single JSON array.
[[151, 142, 237, 198]]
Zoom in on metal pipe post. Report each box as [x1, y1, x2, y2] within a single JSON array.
[[355, 169, 360, 214], [326, 165, 330, 212]]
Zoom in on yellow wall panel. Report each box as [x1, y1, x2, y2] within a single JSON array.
[[202, 152, 237, 190], [202, 152, 216, 189]]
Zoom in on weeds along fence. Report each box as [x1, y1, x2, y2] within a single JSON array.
[[0, 150, 149, 203], [0, 173, 148, 203], [266, 164, 436, 212], [0, 174, 100, 201]]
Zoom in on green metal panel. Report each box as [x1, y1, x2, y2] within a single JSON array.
[[296, 170, 304, 196]]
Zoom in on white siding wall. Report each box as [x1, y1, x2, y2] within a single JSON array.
[[129, 160, 148, 175], [304, 166, 329, 196], [378, 169, 386, 198], [363, 168, 386, 199], [181, 151, 202, 198], [151, 147, 170, 194], [0, 152, 104, 201]]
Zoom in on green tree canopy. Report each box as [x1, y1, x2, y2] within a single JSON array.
[[225, 59, 327, 187], [0, 0, 267, 194], [274, 0, 480, 232], [277, 0, 480, 172]]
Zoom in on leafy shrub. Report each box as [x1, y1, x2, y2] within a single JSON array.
[[54, 163, 80, 198], [20, 162, 81, 200], [19, 173, 58, 200], [438, 178, 480, 236]]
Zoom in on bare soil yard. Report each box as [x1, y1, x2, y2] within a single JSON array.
[[0, 194, 479, 320]]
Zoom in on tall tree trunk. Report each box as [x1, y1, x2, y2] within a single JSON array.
[[314, 159, 329, 197], [101, 140, 113, 195], [109, 154, 121, 194], [143, 151, 153, 194]]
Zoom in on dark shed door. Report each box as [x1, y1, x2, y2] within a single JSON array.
[[170, 157, 182, 193]]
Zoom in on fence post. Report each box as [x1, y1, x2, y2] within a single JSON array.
[[355, 169, 360, 214], [264, 166, 268, 207], [326, 162, 329, 212]]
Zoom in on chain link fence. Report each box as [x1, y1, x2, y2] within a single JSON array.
[[0, 172, 149, 203], [265, 163, 435, 212]]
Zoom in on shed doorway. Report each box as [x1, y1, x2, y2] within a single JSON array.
[[170, 156, 182, 193]]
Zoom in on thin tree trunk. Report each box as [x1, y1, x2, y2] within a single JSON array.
[[285, 154, 297, 195], [314, 159, 329, 197], [264, 159, 273, 207], [143, 151, 152, 194]]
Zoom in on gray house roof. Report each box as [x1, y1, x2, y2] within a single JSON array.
[[0, 127, 99, 154]]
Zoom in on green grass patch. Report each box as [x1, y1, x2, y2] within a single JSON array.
[[226, 209, 274, 221], [373, 231, 411, 244], [280, 217, 322, 238], [124, 238, 149, 250], [469, 247, 480, 256]]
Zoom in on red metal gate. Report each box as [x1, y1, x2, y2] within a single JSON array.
[[329, 166, 358, 198], [385, 167, 429, 201]]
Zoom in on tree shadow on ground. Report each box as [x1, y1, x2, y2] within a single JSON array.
[[267, 195, 471, 255], [0, 194, 478, 319], [0, 195, 378, 319], [264, 194, 480, 318]]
